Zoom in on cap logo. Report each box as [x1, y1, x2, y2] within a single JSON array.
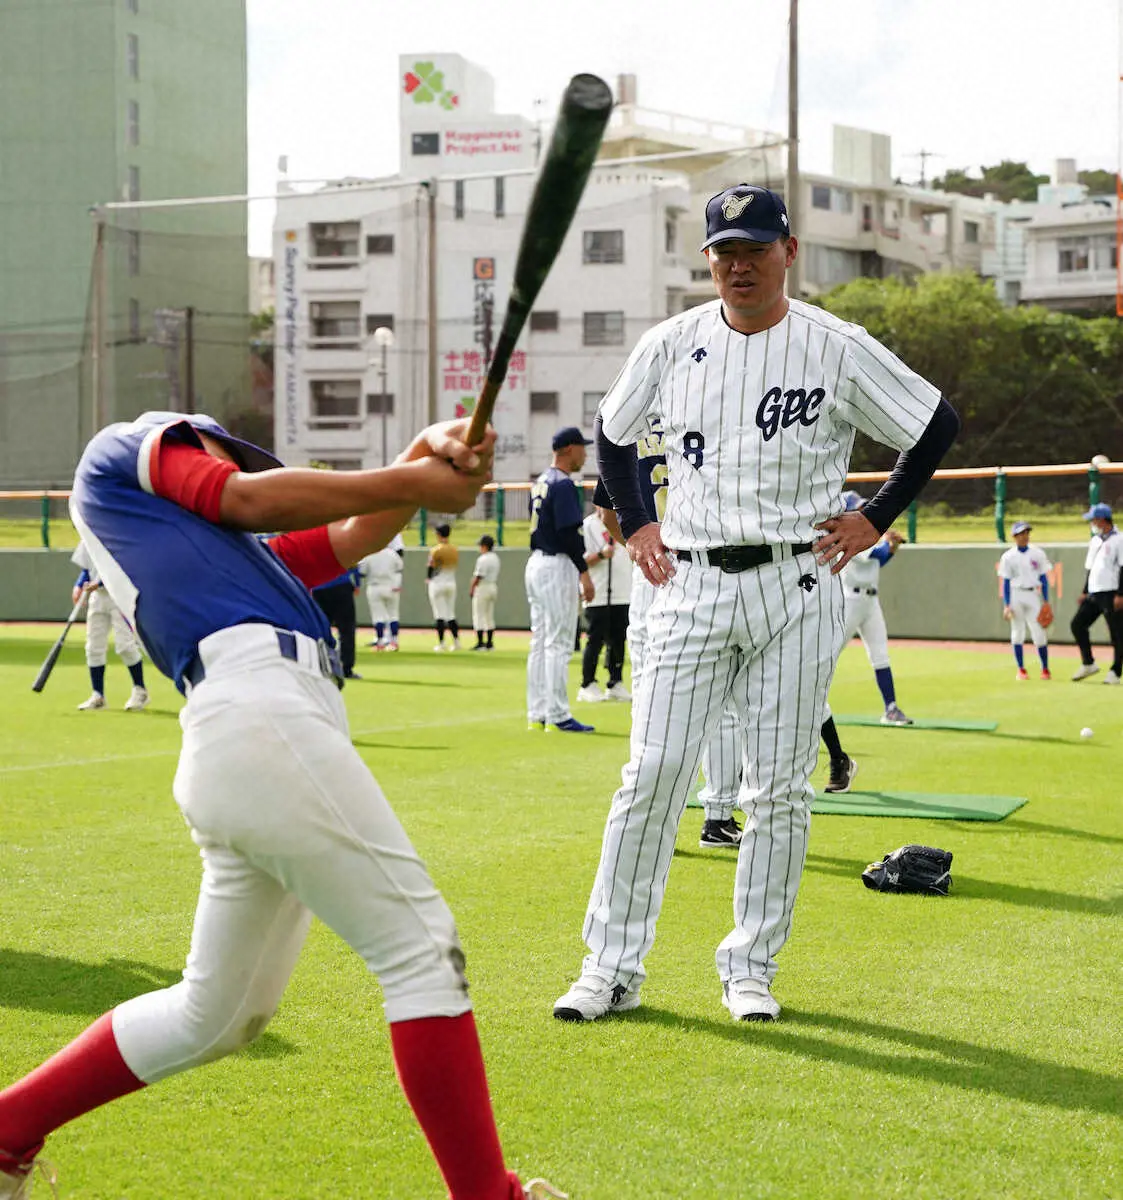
[[722, 193, 753, 220]]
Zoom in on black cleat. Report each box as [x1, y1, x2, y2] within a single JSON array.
[[824, 755, 858, 794], [699, 816, 742, 848]]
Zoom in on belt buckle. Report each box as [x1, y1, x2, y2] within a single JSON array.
[[319, 642, 344, 688], [718, 545, 769, 574]]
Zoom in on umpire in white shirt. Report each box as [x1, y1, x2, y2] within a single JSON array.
[[577, 502, 633, 703]]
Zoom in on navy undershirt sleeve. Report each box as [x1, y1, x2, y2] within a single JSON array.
[[595, 416, 650, 540], [861, 397, 960, 534], [561, 526, 586, 574]]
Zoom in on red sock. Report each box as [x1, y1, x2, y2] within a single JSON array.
[[0, 1012, 144, 1156], [389, 1012, 511, 1200]]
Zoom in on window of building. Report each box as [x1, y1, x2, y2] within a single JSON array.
[[664, 216, 677, 254], [126, 0, 139, 13], [128, 298, 140, 341], [832, 187, 853, 214], [310, 221, 360, 261], [964, 220, 979, 244], [365, 233, 394, 255], [582, 392, 602, 425], [529, 310, 559, 332], [316, 458, 363, 471], [1092, 233, 1117, 271], [310, 379, 362, 426], [454, 179, 465, 220], [309, 300, 361, 346], [583, 230, 624, 264], [127, 165, 140, 201], [583, 311, 625, 346], [126, 230, 140, 277], [411, 132, 439, 156], [127, 33, 139, 80], [366, 392, 395, 415], [811, 184, 831, 210], [127, 100, 139, 147], [364, 313, 395, 335], [861, 203, 873, 233], [690, 267, 712, 283], [495, 176, 505, 219], [1058, 237, 1090, 273], [529, 391, 559, 414]]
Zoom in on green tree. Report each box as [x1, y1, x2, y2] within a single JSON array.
[[1078, 168, 1117, 196], [931, 161, 1047, 202]]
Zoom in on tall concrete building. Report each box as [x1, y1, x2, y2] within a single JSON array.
[[0, 0, 248, 488]]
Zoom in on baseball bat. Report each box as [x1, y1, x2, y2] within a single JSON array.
[[31, 593, 87, 693], [464, 73, 614, 447]]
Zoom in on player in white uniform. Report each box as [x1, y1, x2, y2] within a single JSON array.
[[837, 492, 912, 724], [1070, 502, 1123, 682], [358, 532, 404, 651], [553, 183, 958, 1024], [70, 539, 149, 711], [997, 520, 1052, 680], [470, 535, 501, 651]]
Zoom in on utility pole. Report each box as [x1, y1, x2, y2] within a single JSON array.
[[183, 305, 195, 414], [786, 0, 800, 298], [426, 180, 438, 425], [89, 209, 107, 435]]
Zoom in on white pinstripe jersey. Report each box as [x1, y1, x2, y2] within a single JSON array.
[[598, 298, 942, 549]]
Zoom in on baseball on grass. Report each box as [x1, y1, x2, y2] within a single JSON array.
[[1080, 727, 1094, 739], [1091, 454, 1111, 468]]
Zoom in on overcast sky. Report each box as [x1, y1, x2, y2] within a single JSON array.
[[245, 0, 1119, 251]]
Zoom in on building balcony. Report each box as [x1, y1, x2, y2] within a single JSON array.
[[1020, 267, 1117, 305]]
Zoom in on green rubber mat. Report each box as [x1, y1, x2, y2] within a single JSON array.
[[833, 715, 999, 731], [811, 791, 1027, 820]]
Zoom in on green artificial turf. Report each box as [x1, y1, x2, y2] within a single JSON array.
[[0, 630, 1120, 1199], [810, 791, 1027, 820]]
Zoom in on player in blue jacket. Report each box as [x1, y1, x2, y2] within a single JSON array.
[[0, 412, 563, 1200]]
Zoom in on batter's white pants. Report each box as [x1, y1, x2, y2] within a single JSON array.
[[630, 575, 742, 823], [1008, 589, 1047, 647], [84, 586, 142, 668], [472, 581, 498, 632], [525, 551, 579, 724], [365, 583, 400, 628], [427, 577, 457, 623], [111, 625, 470, 1084], [582, 550, 844, 987], [842, 591, 891, 671]]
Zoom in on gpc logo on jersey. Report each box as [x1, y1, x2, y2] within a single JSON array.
[[756, 386, 825, 441]]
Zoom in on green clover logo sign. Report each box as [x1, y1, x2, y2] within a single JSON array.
[[403, 61, 446, 104]]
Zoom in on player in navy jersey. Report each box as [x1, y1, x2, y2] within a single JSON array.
[[525, 427, 596, 733], [0, 412, 563, 1200]]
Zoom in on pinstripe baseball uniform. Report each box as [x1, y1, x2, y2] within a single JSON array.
[[563, 296, 942, 1013]]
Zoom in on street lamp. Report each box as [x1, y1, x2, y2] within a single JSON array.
[[370, 326, 394, 466]]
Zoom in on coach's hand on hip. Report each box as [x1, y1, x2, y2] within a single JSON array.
[[813, 510, 879, 573], [626, 521, 676, 587]]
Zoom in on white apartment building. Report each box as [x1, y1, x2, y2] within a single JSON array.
[[273, 56, 690, 480]]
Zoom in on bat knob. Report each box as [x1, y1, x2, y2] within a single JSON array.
[[566, 74, 614, 113]]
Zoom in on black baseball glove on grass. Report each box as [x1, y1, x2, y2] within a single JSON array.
[[861, 844, 952, 896]]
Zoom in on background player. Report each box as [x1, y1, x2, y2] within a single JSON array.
[[998, 520, 1052, 680], [576, 500, 633, 703], [70, 539, 149, 711], [427, 523, 461, 652], [358, 532, 404, 651], [0, 411, 564, 1200], [555, 183, 957, 1025], [525, 427, 595, 733], [1070, 502, 1123, 683], [837, 491, 912, 724], [470, 535, 501, 651], [312, 566, 362, 679]]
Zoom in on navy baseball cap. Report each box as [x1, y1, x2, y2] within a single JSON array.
[[700, 184, 791, 252], [146, 412, 283, 474], [1083, 502, 1113, 521], [841, 490, 865, 512], [552, 426, 594, 452], [1011, 521, 1032, 535]]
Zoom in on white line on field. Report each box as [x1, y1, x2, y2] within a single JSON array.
[[0, 709, 527, 775]]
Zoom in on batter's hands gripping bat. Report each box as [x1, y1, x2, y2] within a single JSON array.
[[464, 73, 614, 448], [31, 592, 87, 693]]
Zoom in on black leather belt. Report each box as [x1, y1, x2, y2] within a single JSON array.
[[185, 629, 343, 690], [674, 542, 812, 573], [849, 587, 878, 596]]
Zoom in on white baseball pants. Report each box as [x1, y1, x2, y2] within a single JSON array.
[[84, 586, 142, 668], [1009, 589, 1047, 647], [582, 550, 844, 987], [630, 575, 742, 823], [111, 625, 470, 1084], [842, 591, 891, 671], [525, 551, 579, 724], [427, 578, 457, 623], [365, 583, 400, 627], [472, 581, 498, 632]]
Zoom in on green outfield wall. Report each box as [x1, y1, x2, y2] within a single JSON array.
[[1, 545, 1114, 651]]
